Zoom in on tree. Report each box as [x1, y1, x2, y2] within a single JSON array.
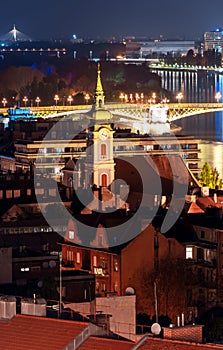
[[212, 167, 223, 189], [131, 257, 186, 322], [199, 162, 223, 189], [199, 162, 213, 187]]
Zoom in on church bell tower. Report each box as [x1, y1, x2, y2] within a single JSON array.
[[85, 63, 115, 188]]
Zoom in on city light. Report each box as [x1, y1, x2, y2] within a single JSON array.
[[215, 92, 222, 103], [162, 97, 170, 104], [176, 92, 183, 103], [23, 96, 28, 107], [54, 94, 59, 106], [152, 92, 156, 103], [119, 92, 124, 103], [135, 93, 139, 103], [85, 93, 90, 104], [35, 96, 41, 107], [2, 98, 7, 107], [67, 95, 73, 106]]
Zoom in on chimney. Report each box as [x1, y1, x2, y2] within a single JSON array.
[[181, 313, 185, 327], [21, 297, 46, 317], [214, 193, 217, 203], [0, 295, 16, 320]]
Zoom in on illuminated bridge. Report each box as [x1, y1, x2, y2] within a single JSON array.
[[1, 102, 223, 122]]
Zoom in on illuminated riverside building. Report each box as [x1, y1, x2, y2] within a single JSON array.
[[139, 40, 196, 57], [204, 28, 223, 53]]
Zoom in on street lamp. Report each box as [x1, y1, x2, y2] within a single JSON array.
[[85, 93, 90, 104], [152, 92, 156, 104], [176, 92, 183, 104], [67, 95, 73, 106], [215, 92, 222, 103], [162, 97, 170, 104], [2, 98, 7, 107], [23, 96, 28, 107], [119, 92, 124, 103], [135, 93, 139, 103], [35, 96, 41, 107], [54, 94, 59, 106], [140, 93, 144, 103]]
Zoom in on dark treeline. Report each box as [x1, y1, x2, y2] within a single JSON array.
[[0, 57, 165, 106]]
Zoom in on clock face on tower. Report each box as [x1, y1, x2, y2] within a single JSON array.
[[99, 128, 109, 140]]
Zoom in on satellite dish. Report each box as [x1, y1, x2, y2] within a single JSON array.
[[49, 260, 56, 268], [151, 323, 161, 335], [37, 280, 43, 288], [125, 287, 135, 295]]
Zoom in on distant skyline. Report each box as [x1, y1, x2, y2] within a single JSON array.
[[1, 0, 223, 41]]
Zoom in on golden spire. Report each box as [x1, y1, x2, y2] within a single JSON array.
[[94, 62, 105, 108]]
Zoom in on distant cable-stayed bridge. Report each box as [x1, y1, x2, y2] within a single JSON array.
[[0, 25, 31, 42]]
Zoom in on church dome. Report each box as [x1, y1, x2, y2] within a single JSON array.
[[91, 108, 113, 121]]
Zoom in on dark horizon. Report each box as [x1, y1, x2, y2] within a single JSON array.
[[1, 0, 223, 41]]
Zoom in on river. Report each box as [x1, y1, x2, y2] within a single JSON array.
[[153, 69, 223, 178]]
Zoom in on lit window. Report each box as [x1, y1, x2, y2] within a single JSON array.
[[114, 259, 118, 272], [21, 267, 30, 272], [76, 252, 80, 264], [93, 255, 97, 267], [67, 250, 73, 262], [69, 230, 74, 240], [186, 247, 193, 259]]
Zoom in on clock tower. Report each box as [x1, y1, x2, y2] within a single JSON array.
[[85, 63, 115, 188]]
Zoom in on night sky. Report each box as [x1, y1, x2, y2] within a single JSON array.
[[1, 0, 223, 40]]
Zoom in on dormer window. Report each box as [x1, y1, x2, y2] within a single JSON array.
[[69, 230, 74, 240]]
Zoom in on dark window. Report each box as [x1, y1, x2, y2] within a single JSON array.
[[201, 231, 205, 239]]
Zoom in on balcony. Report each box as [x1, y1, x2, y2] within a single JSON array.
[[93, 266, 109, 276]]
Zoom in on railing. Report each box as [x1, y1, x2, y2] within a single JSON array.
[[63, 323, 106, 350]]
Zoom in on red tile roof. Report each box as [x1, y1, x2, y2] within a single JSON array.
[[196, 197, 219, 210], [187, 202, 205, 214], [0, 314, 132, 350]]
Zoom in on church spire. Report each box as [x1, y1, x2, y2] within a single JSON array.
[[94, 62, 105, 108]]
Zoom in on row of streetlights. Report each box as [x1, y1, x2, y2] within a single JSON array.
[[119, 92, 170, 104], [119, 92, 145, 103], [1, 94, 77, 107], [1, 91, 223, 108], [118, 91, 223, 104], [175, 92, 222, 103]]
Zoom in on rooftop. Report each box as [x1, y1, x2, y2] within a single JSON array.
[[0, 314, 132, 350]]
